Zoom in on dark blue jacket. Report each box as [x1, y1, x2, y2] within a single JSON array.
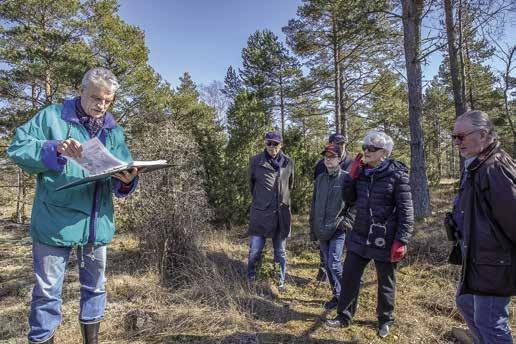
[[343, 159, 414, 262]]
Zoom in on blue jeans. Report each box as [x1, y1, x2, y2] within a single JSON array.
[[456, 293, 513, 344], [28, 241, 107, 343], [247, 235, 287, 286], [319, 231, 345, 297]]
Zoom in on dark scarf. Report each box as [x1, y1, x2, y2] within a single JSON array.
[[265, 149, 285, 171], [364, 159, 389, 177], [75, 97, 105, 137]]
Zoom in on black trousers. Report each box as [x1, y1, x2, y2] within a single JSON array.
[[336, 251, 396, 326]]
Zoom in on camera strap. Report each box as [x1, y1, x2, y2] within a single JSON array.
[[369, 207, 396, 227]]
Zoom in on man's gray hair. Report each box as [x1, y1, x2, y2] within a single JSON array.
[[457, 110, 498, 140], [81, 67, 120, 93]]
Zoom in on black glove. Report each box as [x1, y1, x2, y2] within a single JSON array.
[[444, 212, 458, 241]]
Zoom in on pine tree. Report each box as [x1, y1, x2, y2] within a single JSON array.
[[240, 30, 301, 136], [222, 66, 242, 101], [283, 0, 398, 138]]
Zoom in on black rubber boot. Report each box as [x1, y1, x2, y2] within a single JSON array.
[[80, 322, 100, 344]]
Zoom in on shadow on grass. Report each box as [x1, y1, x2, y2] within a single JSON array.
[[107, 245, 150, 275], [156, 332, 359, 344]]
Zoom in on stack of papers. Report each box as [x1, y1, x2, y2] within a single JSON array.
[[56, 138, 170, 191]]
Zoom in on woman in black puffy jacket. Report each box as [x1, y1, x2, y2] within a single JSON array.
[[326, 130, 414, 338]]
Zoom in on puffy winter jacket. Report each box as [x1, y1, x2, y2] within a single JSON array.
[[343, 159, 414, 262]]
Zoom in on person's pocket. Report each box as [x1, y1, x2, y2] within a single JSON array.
[[468, 254, 512, 295]]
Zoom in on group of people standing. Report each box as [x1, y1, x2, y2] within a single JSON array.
[[6, 66, 515, 343], [246, 129, 413, 338], [246, 111, 515, 342]]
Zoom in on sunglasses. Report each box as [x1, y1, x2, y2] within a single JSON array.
[[265, 141, 280, 147], [451, 130, 479, 142], [362, 145, 382, 152]]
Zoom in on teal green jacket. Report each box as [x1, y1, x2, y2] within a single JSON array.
[[7, 99, 137, 247]]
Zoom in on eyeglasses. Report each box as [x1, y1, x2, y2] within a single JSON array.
[[265, 141, 280, 147], [451, 130, 479, 142], [362, 145, 382, 152]]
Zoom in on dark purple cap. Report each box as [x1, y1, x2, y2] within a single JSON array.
[[321, 144, 341, 157], [265, 131, 282, 143], [329, 133, 347, 144]]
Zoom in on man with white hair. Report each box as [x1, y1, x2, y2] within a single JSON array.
[[450, 110, 515, 343], [8, 67, 138, 344]]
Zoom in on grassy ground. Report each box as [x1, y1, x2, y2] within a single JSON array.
[[0, 186, 515, 343]]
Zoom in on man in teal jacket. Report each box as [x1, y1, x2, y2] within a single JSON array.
[[7, 68, 138, 344]]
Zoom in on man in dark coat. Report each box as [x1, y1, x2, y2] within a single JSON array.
[[247, 131, 294, 290], [451, 110, 515, 343]]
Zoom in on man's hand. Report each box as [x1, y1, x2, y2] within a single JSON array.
[[57, 139, 82, 158], [112, 167, 138, 184], [349, 153, 364, 179], [390, 240, 406, 262]]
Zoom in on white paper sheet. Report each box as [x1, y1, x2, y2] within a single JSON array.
[[69, 137, 125, 175]]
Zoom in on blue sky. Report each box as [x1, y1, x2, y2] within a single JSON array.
[[118, 0, 514, 88], [118, 0, 300, 87]]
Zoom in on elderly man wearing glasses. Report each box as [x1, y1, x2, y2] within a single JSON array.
[[7, 68, 138, 344], [449, 110, 515, 343], [326, 130, 414, 338], [246, 131, 295, 291]]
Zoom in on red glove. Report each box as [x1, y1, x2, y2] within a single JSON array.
[[349, 153, 364, 179], [390, 240, 406, 262]]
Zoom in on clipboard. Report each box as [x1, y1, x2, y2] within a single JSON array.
[[56, 160, 171, 191]]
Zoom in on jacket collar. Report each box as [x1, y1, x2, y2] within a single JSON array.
[[61, 98, 117, 129], [467, 141, 499, 172], [259, 151, 288, 170]]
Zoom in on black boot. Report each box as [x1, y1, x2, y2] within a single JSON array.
[[30, 335, 54, 344], [80, 322, 100, 344]]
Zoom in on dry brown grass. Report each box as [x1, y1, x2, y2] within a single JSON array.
[[0, 185, 515, 343]]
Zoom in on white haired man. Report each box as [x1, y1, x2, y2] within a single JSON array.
[[8, 68, 138, 344], [450, 110, 515, 343]]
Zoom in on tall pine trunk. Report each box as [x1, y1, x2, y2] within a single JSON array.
[[339, 71, 349, 141], [444, 0, 467, 118], [279, 76, 285, 137], [402, 0, 431, 218], [503, 47, 516, 157], [332, 13, 341, 133]]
